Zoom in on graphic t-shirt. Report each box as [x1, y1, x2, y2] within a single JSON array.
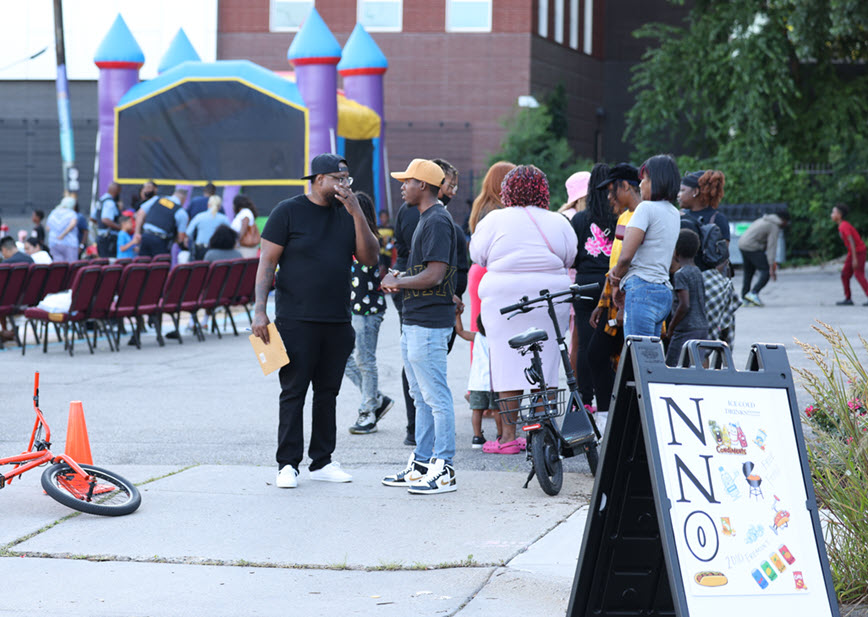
[[838, 220, 866, 254], [261, 194, 356, 323], [351, 260, 386, 316], [402, 203, 457, 329], [571, 210, 614, 276], [672, 264, 709, 332]]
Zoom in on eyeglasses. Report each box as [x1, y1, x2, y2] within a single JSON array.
[[326, 174, 353, 186]]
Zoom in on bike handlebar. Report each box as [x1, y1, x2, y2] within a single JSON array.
[[500, 283, 600, 315]]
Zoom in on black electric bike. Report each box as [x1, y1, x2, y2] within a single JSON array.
[[498, 283, 601, 495]]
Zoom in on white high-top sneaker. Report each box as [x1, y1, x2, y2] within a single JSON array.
[[407, 458, 456, 495]]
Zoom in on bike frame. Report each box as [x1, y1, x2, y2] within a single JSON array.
[[0, 372, 91, 489]]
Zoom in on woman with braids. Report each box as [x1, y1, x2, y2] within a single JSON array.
[[470, 165, 578, 454], [678, 169, 741, 345], [569, 163, 614, 413], [466, 161, 516, 354]]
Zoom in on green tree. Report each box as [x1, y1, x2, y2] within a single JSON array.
[[488, 85, 591, 208], [626, 0, 868, 261]]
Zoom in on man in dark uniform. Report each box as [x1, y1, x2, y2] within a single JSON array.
[[93, 182, 122, 258], [252, 154, 380, 489], [133, 188, 190, 257]]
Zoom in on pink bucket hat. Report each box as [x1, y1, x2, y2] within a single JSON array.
[[565, 171, 591, 203]]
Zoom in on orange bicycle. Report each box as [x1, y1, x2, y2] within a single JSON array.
[[1, 372, 141, 516]]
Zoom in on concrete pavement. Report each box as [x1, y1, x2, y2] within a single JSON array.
[[0, 264, 863, 616]]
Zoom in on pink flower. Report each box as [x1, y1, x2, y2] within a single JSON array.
[[847, 398, 863, 412], [846, 437, 855, 445], [805, 405, 815, 418]]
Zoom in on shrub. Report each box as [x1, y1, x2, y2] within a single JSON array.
[[794, 322, 868, 604]]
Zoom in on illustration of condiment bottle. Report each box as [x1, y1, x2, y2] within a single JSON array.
[[719, 466, 740, 500], [722, 427, 732, 448], [736, 424, 748, 447]]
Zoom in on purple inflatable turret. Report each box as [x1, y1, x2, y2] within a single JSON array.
[[94, 14, 144, 196], [287, 8, 341, 165], [338, 24, 389, 212], [158, 29, 201, 74]]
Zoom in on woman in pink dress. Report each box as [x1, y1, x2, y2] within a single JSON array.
[[470, 165, 578, 454], [466, 161, 516, 356]]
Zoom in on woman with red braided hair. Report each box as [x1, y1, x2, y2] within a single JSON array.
[[469, 165, 578, 454]]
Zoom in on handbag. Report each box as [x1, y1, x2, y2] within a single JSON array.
[[240, 219, 261, 247]]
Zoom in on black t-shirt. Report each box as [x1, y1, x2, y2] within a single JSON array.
[[262, 194, 356, 323], [393, 202, 420, 271], [402, 204, 457, 328], [571, 210, 614, 277]]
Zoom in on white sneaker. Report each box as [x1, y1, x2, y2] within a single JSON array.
[[407, 458, 456, 495], [276, 465, 298, 489], [382, 453, 429, 487], [309, 462, 352, 483]]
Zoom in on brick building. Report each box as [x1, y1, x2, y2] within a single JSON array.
[[218, 0, 690, 217], [0, 1, 690, 219]]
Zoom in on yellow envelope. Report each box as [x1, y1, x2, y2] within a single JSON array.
[[249, 323, 290, 376]]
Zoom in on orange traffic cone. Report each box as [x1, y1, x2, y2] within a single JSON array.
[[64, 401, 93, 465]]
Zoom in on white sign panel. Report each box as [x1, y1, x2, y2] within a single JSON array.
[[646, 383, 834, 617]]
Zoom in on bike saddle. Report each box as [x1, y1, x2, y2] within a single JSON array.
[[508, 327, 548, 349]]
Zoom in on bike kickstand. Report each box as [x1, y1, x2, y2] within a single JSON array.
[[523, 468, 535, 489]]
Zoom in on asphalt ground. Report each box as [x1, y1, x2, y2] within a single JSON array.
[[0, 263, 864, 616]]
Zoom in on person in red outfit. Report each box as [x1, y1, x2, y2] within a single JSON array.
[[831, 203, 868, 305]]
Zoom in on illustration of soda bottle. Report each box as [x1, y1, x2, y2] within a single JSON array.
[[719, 466, 740, 500], [736, 424, 748, 448], [722, 427, 732, 448]]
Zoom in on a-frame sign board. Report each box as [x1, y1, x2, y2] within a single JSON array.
[[567, 337, 840, 617]]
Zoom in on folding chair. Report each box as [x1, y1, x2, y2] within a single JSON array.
[[86, 264, 123, 352], [213, 259, 246, 337], [133, 262, 170, 347], [193, 261, 231, 341], [155, 264, 192, 344], [0, 263, 30, 346], [22, 266, 101, 356], [107, 264, 149, 350], [178, 262, 210, 342], [230, 258, 259, 323]]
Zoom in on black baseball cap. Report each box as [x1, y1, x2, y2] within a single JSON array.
[[301, 153, 348, 180], [595, 163, 639, 189]]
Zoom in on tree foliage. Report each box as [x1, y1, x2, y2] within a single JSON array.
[[488, 84, 592, 209], [626, 0, 868, 260]]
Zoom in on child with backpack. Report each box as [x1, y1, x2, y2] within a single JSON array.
[[664, 229, 709, 366]]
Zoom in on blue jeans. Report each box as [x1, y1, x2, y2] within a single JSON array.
[[401, 325, 455, 466], [344, 313, 385, 414], [623, 276, 673, 339]]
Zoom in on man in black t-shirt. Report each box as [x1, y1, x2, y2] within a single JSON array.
[[252, 153, 380, 489], [380, 159, 458, 495]]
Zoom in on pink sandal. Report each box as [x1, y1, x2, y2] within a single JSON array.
[[482, 439, 522, 455]]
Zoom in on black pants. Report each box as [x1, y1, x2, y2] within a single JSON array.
[[97, 234, 117, 258], [585, 314, 621, 412], [741, 249, 770, 297], [574, 273, 606, 407], [275, 319, 355, 472], [140, 233, 171, 257]]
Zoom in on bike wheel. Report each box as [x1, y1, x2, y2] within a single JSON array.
[[585, 441, 599, 476], [41, 463, 141, 516], [531, 425, 563, 496]]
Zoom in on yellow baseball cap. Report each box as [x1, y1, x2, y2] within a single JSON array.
[[390, 159, 445, 187]]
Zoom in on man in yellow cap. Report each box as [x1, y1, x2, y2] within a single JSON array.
[[381, 159, 458, 494]]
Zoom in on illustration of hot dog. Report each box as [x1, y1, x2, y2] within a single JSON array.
[[694, 571, 728, 587]]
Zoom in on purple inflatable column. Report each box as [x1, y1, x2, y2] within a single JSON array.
[[338, 24, 389, 213], [93, 15, 144, 196], [287, 8, 342, 163]]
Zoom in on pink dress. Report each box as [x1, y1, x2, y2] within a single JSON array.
[[469, 207, 578, 392]]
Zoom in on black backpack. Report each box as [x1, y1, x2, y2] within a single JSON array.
[[680, 211, 728, 271]]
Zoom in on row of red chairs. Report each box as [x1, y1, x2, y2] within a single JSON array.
[[0, 258, 257, 356]]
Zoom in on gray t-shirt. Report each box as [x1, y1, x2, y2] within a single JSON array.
[[673, 264, 709, 332], [624, 200, 680, 286]]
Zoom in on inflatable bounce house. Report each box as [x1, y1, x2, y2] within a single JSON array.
[[93, 8, 390, 216]]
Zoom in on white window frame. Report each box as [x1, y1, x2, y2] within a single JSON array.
[[357, 0, 403, 33], [269, 0, 315, 33], [446, 0, 492, 33], [538, 0, 549, 38], [569, 0, 579, 49], [554, 0, 564, 44], [583, 0, 593, 55]]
